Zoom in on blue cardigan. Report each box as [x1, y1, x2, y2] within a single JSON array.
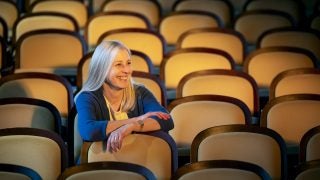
[[75, 85, 174, 141]]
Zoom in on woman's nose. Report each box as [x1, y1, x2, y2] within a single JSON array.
[[123, 64, 132, 73]]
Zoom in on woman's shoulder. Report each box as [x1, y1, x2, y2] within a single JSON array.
[[76, 89, 103, 103], [134, 84, 149, 93]]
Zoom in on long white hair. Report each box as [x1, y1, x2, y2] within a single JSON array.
[[75, 40, 136, 111]]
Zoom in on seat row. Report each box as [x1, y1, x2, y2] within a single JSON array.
[[1, 0, 320, 48], [1, 123, 320, 179], [1, 71, 320, 160], [1, 26, 319, 97]]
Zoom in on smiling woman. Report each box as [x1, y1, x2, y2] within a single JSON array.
[[75, 40, 174, 154]]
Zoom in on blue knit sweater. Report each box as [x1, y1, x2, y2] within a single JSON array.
[[75, 85, 174, 141]]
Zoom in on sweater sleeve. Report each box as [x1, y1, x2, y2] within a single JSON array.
[[138, 86, 174, 132], [75, 92, 108, 141]]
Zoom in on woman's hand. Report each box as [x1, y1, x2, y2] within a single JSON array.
[[106, 123, 134, 153], [106, 112, 170, 153], [136, 111, 171, 122]]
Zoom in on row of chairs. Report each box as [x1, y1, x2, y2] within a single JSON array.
[[0, 65, 319, 124], [2, 26, 319, 89], [1, 20, 319, 69], [3, 0, 320, 30], [1, 0, 320, 48], [1, 123, 319, 179]]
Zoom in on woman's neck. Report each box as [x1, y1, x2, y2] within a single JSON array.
[[103, 83, 123, 111]]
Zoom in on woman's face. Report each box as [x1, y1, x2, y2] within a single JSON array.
[[106, 48, 132, 90]]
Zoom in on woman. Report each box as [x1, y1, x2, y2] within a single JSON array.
[[75, 40, 174, 153]]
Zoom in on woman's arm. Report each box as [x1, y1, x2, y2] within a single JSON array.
[[136, 85, 174, 132], [76, 92, 109, 141]]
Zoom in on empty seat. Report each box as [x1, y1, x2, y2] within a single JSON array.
[[58, 161, 157, 180], [300, 125, 320, 162], [0, 127, 68, 180], [310, 13, 320, 32], [294, 160, 320, 180], [172, 0, 233, 27], [0, 163, 42, 180], [243, 47, 317, 99], [12, 12, 79, 44], [160, 47, 235, 99], [85, 11, 152, 49], [234, 10, 294, 46], [260, 94, 320, 153], [159, 11, 222, 45], [269, 68, 320, 100], [177, 27, 246, 65], [0, 97, 62, 135], [14, 29, 87, 76], [168, 95, 252, 156], [257, 27, 320, 64], [0, 72, 74, 130], [243, 0, 304, 26], [0, 0, 19, 39], [101, 0, 162, 28], [172, 160, 272, 180], [191, 124, 287, 180], [29, 0, 88, 29], [176, 69, 259, 116]]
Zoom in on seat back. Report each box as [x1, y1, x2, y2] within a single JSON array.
[[0, 97, 62, 135], [244, 0, 304, 25], [0, 0, 19, 30], [172, 0, 233, 27], [101, 0, 161, 27], [270, 68, 320, 99], [81, 131, 178, 180], [12, 12, 79, 43], [98, 28, 165, 66], [0, 72, 74, 123], [177, 28, 246, 65], [0, 163, 42, 180], [257, 28, 320, 62], [168, 95, 252, 151], [85, 11, 151, 48], [176, 69, 259, 116], [294, 160, 320, 180], [234, 10, 294, 45], [14, 29, 87, 75], [310, 13, 320, 31], [0, 128, 68, 180], [132, 71, 167, 107], [191, 125, 287, 180], [58, 161, 157, 180], [243, 47, 317, 89], [160, 48, 234, 91], [260, 94, 320, 150], [172, 160, 272, 180], [29, 0, 88, 29], [159, 11, 221, 45], [300, 125, 320, 162]]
